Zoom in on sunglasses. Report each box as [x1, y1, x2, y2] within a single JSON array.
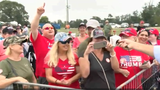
[[59, 40, 71, 44], [44, 27, 53, 30]]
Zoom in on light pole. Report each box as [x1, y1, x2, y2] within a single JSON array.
[[66, 0, 70, 25]]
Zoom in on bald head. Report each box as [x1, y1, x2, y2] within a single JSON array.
[[42, 23, 53, 29]]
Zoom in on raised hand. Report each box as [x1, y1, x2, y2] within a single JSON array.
[[37, 3, 45, 15], [105, 41, 114, 52], [84, 42, 94, 55]]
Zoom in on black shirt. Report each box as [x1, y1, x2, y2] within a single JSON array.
[[84, 51, 115, 89], [137, 26, 145, 32]]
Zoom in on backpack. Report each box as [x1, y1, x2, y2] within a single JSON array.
[[25, 42, 36, 74]]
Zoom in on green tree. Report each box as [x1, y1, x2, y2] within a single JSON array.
[[57, 19, 64, 27], [91, 16, 101, 23], [83, 19, 87, 24], [0, 0, 29, 25], [130, 10, 141, 23], [153, 2, 160, 26], [108, 14, 113, 18], [40, 16, 50, 23], [141, 3, 155, 26]]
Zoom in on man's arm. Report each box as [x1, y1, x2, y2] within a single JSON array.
[[132, 43, 154, 57], [30, 3, 45, 41], [30, 14, 41, 41], [132, 44, 160, 64], [119, 39, 154, 58]]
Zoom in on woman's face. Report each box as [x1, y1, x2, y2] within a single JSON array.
[[10, 43, 23, 54], [58, 40, 70, 52], [92, 37, 105, 43], [79, 26, 86, 34], [138, 31, 148, 44], [130, 24, 134, 28]]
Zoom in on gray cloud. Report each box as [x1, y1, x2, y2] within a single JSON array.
[[0, 0, 159, 22]]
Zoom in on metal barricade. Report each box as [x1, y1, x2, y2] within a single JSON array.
[[116, 63, 160, 90], [3, 82, 82, 90]]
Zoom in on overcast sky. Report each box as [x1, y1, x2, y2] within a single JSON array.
[[1, 0, 160, 22]]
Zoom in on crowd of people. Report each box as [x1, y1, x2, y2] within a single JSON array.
[[0, 3, 160, 90]]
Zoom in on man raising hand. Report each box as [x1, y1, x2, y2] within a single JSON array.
[[30, 3, 57, 90]]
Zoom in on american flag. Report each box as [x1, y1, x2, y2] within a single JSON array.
[[57, 66, 75, 75], [120, 55, 142, 62]]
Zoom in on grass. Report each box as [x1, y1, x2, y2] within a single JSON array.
[[57, 27, 160, 36]]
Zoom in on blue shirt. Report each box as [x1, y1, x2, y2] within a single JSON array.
[[0, 36, 3, 41], [154, 46, 160, 63]]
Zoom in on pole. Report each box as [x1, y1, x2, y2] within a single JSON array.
[[66, 0, 69, 25]]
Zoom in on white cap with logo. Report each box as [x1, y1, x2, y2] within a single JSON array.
[[86, 19, 100, 29]]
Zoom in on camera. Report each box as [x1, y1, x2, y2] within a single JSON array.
[[110, 35, 121, 47]]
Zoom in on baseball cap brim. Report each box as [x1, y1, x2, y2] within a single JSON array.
[[119, 32, 132, 37], [93, 35, 107, 39], [60, 36, 72, 42], [87, 25, 96, 29], [3, 37, 28, 49], [79, 24, 86, 27]]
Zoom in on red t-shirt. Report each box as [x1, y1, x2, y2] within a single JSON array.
[[44, 54, 80, 89], [114, 46, 149, 89], [30, 33, 54, 78]]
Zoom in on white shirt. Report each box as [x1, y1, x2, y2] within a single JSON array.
[[154, 46, 160, 63]]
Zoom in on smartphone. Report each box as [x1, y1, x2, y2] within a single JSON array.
[[93, 41, 107, 49]]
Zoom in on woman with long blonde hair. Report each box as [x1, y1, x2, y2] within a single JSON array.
[[44, 32, 80, 89]]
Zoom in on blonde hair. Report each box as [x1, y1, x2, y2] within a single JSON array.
[[5, 47, 11, 56], [47, 41, 76, 67]]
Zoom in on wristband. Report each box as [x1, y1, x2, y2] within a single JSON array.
[[110, 52, 116, 57]]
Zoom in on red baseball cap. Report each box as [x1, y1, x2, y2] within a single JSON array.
[[140, 20, 144, 24], [68, 31, 72, 34], [149, 28, 159, 36], [119, 28, 137, 37]]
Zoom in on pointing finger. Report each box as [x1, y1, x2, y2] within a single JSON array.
[[43, 3, 45, 8]]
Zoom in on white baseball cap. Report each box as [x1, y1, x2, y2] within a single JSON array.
[[86, 19, 100, 29]]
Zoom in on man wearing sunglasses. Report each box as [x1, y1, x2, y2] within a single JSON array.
[[30, 3, 57, 89]]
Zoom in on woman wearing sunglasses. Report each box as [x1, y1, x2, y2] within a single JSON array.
[[44, 32, 81, 90], [0, 36, 38, 90]]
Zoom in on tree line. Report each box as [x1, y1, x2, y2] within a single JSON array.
[[0, 0, 160, 27]]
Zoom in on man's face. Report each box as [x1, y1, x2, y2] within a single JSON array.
[[105, 22, 109, 25], [87, 27, 95, 36], [42, 24, 55, 38], [140, 23, 144, 27]]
